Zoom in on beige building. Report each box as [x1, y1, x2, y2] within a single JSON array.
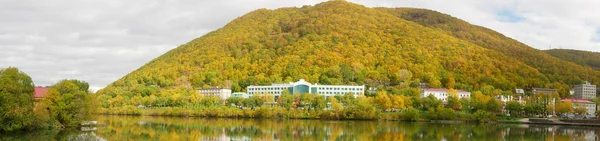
[[574, 81, 596, 99], [562, 98, 596, 116], [532, 88, 557, 95], [198, 88, 232, 100]]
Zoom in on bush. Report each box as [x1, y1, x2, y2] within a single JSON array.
[[399, 107, 420, 121], [473, 110, 496, 123], [437, 107, 456, 120]]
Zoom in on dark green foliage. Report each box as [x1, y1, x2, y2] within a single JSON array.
[[420, 95, 441, 111], [44, 80, 92, 127], [505, 101, 523, 117], [399, 107, 420, 121], [0, 67, 35, 132]]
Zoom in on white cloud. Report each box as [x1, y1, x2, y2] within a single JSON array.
[[0, 0, 598, 91]]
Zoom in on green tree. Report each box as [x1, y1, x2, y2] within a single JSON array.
[[504, 101, 523, 117], [226, 97, 243, 107], [0, 67, 35, 131], [445, 95, 461, 111], [312, 94, 327, 110], [44, 80, 92, 127], [277, 90, 294, 109], [421, 95, 441, 111], [486, 99, 502, 113], [201, 96, 222, 107], [399, 107, 420, 121], [339, 93, 357, 107]]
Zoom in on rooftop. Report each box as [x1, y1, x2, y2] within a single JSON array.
[[562, 98, 594, 104], [34, 87, 49, 99], [422, 88, 469, 93]]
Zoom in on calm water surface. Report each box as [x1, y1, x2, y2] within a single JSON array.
[[1, 115, 600, 141]]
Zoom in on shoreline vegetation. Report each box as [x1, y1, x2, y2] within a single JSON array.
[[96, 90, 506, 123], [96, 106, 495, 123], [1, 68, 94, 132]]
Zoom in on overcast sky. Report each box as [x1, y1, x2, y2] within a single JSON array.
[[1, 0, 599, 91]]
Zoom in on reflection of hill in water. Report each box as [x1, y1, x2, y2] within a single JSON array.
[[2, 115, 599, 140], [91, 115, 600, 141]]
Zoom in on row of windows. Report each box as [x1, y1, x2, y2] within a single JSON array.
[[248, 92, 283, 95], [430, 93, 470, 98], [247, 91, 361, 95], [321, 92, 359, 95], [248, 87, 287, 91], [317, 87, 363, 91], [248, 87, 364, 91]]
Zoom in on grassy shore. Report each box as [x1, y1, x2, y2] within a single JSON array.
[[96, 105, 498, 122]]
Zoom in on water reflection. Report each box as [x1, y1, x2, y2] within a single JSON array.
[[0, 129, 105, 141], [2, 115, 600, 141]]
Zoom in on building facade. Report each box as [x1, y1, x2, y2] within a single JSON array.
[[562, 98, 597, 116], [514, 89, 525, 95], [495, 95, 513, 103], [574, 81, 596, 99], [246, 79, 364, 100], [420, 88, 471, 102], [231, 92, 249, 98], [532, 88, 557, 95], [198, 88, 232, 100]]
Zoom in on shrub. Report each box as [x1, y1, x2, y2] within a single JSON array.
[[399, 107, 420, 121]]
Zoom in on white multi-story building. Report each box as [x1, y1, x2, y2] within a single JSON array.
[[574, 81, 596, 99], [421, 88, 471, 102], [198, 88, 232, 100], [246, 79, 364, 101]]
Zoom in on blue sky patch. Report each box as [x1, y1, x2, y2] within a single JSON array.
[[496, 9, 525, 23], [593, 28, 600, 42]]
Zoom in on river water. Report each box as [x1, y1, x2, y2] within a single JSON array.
[[1, 115, 599, 140]]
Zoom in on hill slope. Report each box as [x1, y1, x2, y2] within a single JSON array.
[[97, 1, 596, 107], [377, 8, 600, 88], [545, 49, 600, 70]]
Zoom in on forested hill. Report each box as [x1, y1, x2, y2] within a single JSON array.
[[377, 8, 600, 89], [97, 1, 597, 105], [545, 49, 600, 70]]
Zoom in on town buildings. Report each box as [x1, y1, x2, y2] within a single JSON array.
[[573, 81, 596, 99], [420, 88, 471, 102], [561, 98, 597, 116], [197, 88, 232, 100], [246, 79, 364, 101], [532, 88, 558, 95]]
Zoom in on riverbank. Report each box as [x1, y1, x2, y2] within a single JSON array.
[[96, 106, 497, 122], [496, 118, 600, 127]]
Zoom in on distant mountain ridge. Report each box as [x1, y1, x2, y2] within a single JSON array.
[[545, 49, 600, 70], [377, 8, 599, 86], [97, 1, 599, 105]]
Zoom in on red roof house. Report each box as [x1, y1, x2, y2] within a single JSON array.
[[34, 87, 49, 100]]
